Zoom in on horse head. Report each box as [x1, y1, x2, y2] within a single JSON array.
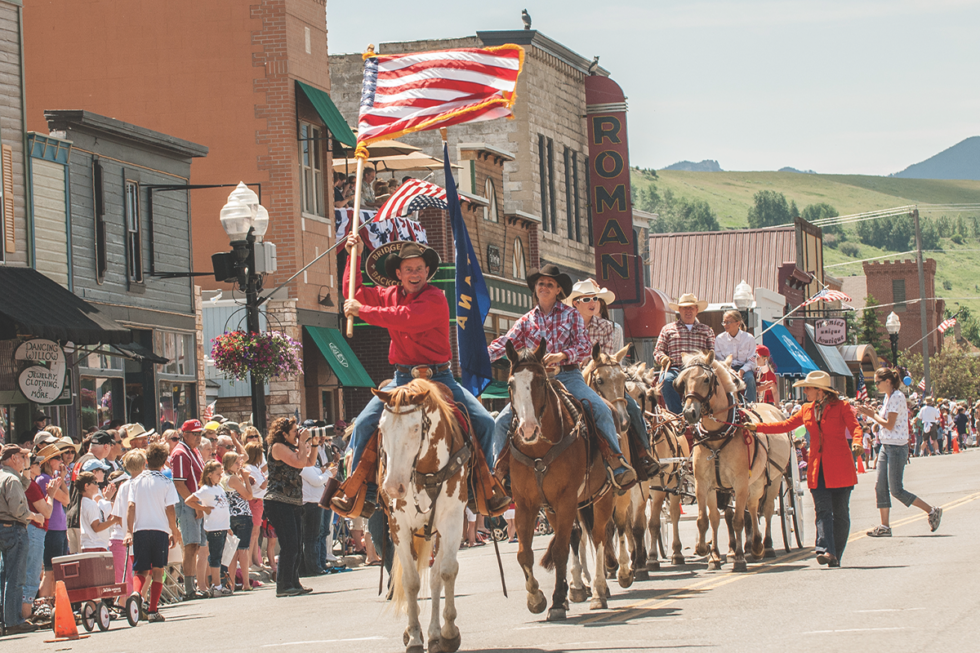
[[505, 337, 552, 445], [674, 350, 738, 425], [584, 343, 631, 432]]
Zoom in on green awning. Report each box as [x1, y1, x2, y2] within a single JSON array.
[[304, 326, 375, 388], [296, 81, 357, 147]]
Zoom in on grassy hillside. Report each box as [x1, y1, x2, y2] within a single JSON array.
[[632, 169, 980, 317]]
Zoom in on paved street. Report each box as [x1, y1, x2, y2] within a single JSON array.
[[10, 450, 978, 653]]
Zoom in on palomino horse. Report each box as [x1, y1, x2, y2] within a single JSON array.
[[505, 339, 615, 620], [373, 379, 469, 653], [674, 351, 791, 572], [583, 344, 644, 587]]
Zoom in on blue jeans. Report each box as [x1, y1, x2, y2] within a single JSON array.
[[23, 525, 44, 605], [811, 483, 852, 561], [732, 365, 757, 403], [317, 509, 332, 569], [625, 394, 651, 452], [0, 522, 29, 627], [660, 368, 682, 414], [349, 369, 495, 469], [492, 368, 623, 462], [876, 444, 917, 509]]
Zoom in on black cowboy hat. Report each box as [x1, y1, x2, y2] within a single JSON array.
[[382, 241, 441, 284], [526, 264, 573, 297]]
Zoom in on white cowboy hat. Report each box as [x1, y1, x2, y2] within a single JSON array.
[[563, 278, 615, 307], [792, 370, 834, 391], [668, 293, 708, 312], [122, 423, 155, 449]]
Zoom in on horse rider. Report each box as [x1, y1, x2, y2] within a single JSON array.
[[565, 278, 660, 478], [488, 265, 637, 489], [715, 309, 758, 402], [331, 235, 511, 517], [653, 293, 716, 415]]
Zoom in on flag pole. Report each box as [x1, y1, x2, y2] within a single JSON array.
[[346, 154, 367, 338]]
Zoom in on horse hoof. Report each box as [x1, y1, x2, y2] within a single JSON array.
[[733, 560, 748, 573], [618, 572, 634, 589], [408, 646, 425, 653], [569, 587, 589, 603], [589, 597, 608, 610], [547, 608, 567, 622], [527, 592, 547, 614], [647, 560, 661, 571], [604, 585, 612, 598], [605, 569, 617, 580], [428, 640, 442, 653], [634, 569, 649, 582], [695, 544, 708, 556], [708, 560, 721, 571], [440, 633, 461, 653], [671, 555, 685, 566], [764, 548, 776, 559]]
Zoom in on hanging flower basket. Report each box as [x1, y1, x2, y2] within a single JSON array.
[[211, 330, 303, 381]]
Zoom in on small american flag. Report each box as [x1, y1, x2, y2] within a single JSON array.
[[203, 401, 216, 420], [801, 288, 852, 308], [357, 46, 525, 146], [374, 179, 447, 221], [938, 317, 956, 335], [918, 378, 926, 391], [856, 369, 868, 401]]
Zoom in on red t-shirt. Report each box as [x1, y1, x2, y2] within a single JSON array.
[[758, 368, 777, 404], [168, 441, 204, 494], [25, 479, 47, 531]]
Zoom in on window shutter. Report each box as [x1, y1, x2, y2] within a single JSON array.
[[3, 145, 13, 253]]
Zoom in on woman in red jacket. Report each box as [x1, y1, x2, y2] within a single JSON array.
[[747, 370, 859, 567]]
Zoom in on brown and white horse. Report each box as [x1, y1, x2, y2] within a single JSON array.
[[505, 339, 615, 620], [674, 351, 791, 572], [374, 379, 468, 653]]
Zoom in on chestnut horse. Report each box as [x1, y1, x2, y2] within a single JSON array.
[[374, 379, 469, 653], [505, 339, 615, 620]]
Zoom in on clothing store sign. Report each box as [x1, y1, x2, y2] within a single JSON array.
[[15, 339, 67, 404], [814, 318, 846, 346]]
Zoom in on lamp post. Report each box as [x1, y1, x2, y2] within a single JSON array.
[[215, 182, 273, 431], [733, 280, 755, 332], [885, 311, 901, 368]]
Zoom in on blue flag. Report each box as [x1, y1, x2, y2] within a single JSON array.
[[444, 142, 493, 396]]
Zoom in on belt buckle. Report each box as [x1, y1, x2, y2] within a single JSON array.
[[411, 366, 432, 380]]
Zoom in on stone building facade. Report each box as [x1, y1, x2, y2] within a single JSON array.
[[863, 258, 945, 356]]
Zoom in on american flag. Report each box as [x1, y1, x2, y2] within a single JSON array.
[[374, 179, 448, 221], [918, 378, 926, 391], [801, 288, 852, 308], [357, 46, 525, 146], [856, 369, 868, 401], [938, 317, 956, 335], [203, 401, 216, 421]]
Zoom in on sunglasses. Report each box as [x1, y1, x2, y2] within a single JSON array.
[[575, 296, 598, 304], [245, 436, 259, 441], [168, 437, 180, 442]]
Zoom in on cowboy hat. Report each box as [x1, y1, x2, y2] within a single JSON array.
[[122, 423, 155, 448], [32, 431, 58, 450], [54, 436, 79, 453], [924, 396, 934, 406], [563, 278, 615, 307], [382, 241, 441, 284], [526, 264, 573, 297], [36, 443, 63, 466], [668, 293, 708, 312], [792, 370, 834, 391]]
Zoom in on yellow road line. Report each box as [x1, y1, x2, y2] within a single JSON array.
[[847, 490, 980, 544]]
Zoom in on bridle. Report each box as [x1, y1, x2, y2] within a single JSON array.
[[585, 360, 630, 412], [681, 361, 721, 407]]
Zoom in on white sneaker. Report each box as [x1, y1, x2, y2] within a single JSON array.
[[867, 525, 892, 537]]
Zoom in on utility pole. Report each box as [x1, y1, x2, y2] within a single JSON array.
[[912, 208, 930, 394]]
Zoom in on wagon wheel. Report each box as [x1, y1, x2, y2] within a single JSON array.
[[125, 594, 140, 627], [778, 475, 793, 553], [788, 444, 805, 549], [96, 601, 111, 631], [81, 601, 97, 632]]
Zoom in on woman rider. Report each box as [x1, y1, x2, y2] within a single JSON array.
[[487, 265, 637, 489], [565, 279, 659, 478]]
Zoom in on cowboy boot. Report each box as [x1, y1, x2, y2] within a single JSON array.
[[638, 451, 661, 478], [610, 456, 637, 489], [492, 446, 511, 490]]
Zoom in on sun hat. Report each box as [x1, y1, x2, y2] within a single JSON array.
[[81, 458, 112, 473], [36, 444, 63, 466], [563, 278, 615, 307], [381, 241, 440, 283], [0, 443, 29, 462], [122, 423, 155, 448], [668, 293, 708, 312], [55, 436, 79, 453], [791, 370, 834, 392], [526, 264, 573, 297]]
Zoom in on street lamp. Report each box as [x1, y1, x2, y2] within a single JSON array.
[[886, 311, 901, 367], [214, 182, 276, 431], [733, 280, 754, 331]]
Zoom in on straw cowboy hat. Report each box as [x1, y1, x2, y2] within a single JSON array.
[[122, 423, 155, 448], [36, 443, 63, 466], [791, 370, 834, 392], [668, 293, 708, 312], [526, 264, 573, 297], [382, 241, 441, 283], [54, 436, 79, 453], [563, 278, 615, 307]]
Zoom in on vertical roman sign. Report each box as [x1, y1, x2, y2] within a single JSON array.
[[586, 76, 641, 306]]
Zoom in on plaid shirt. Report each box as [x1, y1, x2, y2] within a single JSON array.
[[488, 302, 592, 365], [586, 317, 624, 358], [654, 319, 716, 368]]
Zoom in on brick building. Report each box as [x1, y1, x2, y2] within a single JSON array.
[[23, 0, 361, 428], [862, 258, 945, 356]]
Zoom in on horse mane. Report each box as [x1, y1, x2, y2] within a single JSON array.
[[682, 351, 739, 396], [385, 379, 463, 442]]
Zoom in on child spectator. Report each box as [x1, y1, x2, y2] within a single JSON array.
[[243, 440, 269, 569], [78, 471, 118, 552], [124, 442, 180, 623], [37, 447, 70, 600], [220, 452, 253, 591], [110, 451, 145, 602], [185, 461, 231, 596]]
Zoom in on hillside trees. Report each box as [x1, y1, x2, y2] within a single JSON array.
[[855, 214, 941, 251], [633, 183, 721, 233], [859, 296, 886, 356], [747, 191, 794, 228]]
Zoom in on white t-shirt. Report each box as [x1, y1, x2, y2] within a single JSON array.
[[110, 480, 131, 541], [918, 405, 941, 429], [300, 466, 334, 504], [879, 391, 910, 446], [129, 470, 179, 534], [192, 484, 230, 532], [246, 464, 267, 500], [80, 496, 112, 550]]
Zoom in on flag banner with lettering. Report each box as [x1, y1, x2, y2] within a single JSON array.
[[357, 46, 525, 147], [938, 317, 956, 335], [444, 142, 492, 396], [335, 208, 428, 249]]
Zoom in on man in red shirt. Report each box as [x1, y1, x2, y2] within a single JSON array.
[[331, 236, 507, 517], [168, 419, 207, 599]]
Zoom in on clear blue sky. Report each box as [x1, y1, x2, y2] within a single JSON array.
[[328, 0, 979, 176]]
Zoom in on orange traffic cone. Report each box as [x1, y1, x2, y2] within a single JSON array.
[[44, 580, 89, 642], [952, 437, 961, 454], [856, 456, 867, 474]]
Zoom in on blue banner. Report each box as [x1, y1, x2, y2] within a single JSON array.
[[444, 143, 493, 396]]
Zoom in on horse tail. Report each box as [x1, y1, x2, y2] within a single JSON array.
[[389, 534, 434, 616], [540, 535, 559, 571], [579, 504, 596, 539]]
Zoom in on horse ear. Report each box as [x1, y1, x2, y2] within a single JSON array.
[[637, 362, 648, 373], [505, 340, 519, 365], [724, 354, 734, 367], [372, 388, 392, 403], [534, 338, 548, 361], [613, 344, 631, 363], [592, 342, 601, 361], [705, 350, 715, 365]]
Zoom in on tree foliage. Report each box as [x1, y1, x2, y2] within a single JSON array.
[[901, 345, 980, 400], [855, 214, 941, 251], [634, 184, 720, 234], [747, 191, 794, 229], [860, 296, 886, 357]]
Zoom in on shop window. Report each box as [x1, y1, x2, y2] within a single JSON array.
[[80, 377, 123, 431], [155, 331, 196, 376], [94, 160, 107, 282], [512, 237, 526, 280], [892, 279, 906, 311], [299, 122, 325, 216], [159, 381, 196, 429], [125, 180, 143, 283], [483, 177, 498, 222]]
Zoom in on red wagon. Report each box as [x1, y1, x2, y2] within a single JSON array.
[[52, 552, 140, 631]]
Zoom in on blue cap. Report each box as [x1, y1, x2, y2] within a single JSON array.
[[81, 458, 111, 473]]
